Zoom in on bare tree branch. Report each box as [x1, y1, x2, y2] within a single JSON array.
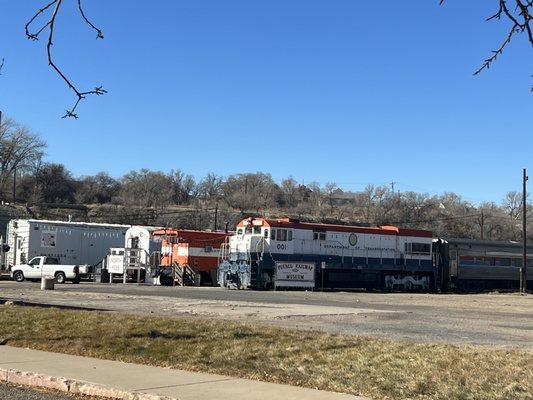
[[473, 24, 519, 75], [77, 0, 104, 39], [0, 58, 4, 75], [25, 0, 57, 41], [26, 0, 106, 118], [441, 0, 533, 89]]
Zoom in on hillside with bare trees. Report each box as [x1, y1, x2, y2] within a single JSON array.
[[0, 116, 530, 241]]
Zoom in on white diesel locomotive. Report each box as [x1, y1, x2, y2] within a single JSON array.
[[218, 217, 434, 290]]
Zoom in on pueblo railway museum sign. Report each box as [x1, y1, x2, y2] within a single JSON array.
[[275, 262, 316, 289]]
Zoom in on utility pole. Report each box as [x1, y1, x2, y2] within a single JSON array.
[[214, 203, 218, 231], [12, 168, 16, 204], [521, 168, 528, 294], [480, 210, 484, 240]]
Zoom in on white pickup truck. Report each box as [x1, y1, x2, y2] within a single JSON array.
[[10, 256, 86, 284]]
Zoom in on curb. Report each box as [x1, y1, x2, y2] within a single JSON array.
[[0, 367, 175, 400]]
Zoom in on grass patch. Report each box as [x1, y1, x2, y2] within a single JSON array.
[[0, 305, 531, 400]]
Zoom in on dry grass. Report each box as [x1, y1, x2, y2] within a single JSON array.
[[0, 304, 531, 400]]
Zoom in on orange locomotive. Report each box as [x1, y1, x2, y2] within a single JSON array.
[[153, 229, 230, 285]]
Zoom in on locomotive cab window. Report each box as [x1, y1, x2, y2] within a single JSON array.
[[253, 226, 261, 235], [237, 228, 243, 235]]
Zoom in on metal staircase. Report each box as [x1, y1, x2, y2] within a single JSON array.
[[218, 237, 231, 264], [123, 248, 144, 283], [171, 262, 200, 286]]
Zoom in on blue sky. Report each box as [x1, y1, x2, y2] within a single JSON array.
[[0, 0, 531, 204]]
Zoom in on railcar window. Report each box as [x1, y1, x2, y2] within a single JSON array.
[[405, 243, 431, 255], [253, 226, 261, 235], [499, 258, 511, 266], [237, 228, 243, 235], [271, 229, 292, 241], [264, 229, 269, 239], [313, 232, 326, 240], [474, 257, 490, 266]]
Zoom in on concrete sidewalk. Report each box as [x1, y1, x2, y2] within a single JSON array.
[[0, 346, 367, 400]]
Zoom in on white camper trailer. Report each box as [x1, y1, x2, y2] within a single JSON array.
[[5, 219, 130, 271], [124, 226, 162, 262], [122, 226, 162, 284]]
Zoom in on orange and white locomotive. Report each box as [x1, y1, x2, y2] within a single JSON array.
[[154, 228, 230, 284]]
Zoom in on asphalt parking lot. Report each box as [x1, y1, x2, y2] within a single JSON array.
[[1, 281, 532, 349]]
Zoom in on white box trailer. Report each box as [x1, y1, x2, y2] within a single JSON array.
[[4, 219, 130, 270]]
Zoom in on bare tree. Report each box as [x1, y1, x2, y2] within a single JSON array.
[[324, 182, 340, 217], [441, 1, 533, 88], [32, 163, 77, 203], [220, 173, 279, 214], [197, 173, 223, 205], [76, 172, 120, 204], [503, 191, 523, 219], [25, 0, 106, 118], [119, 169, 175, 208], [170, 170, 197, 205], [305, 182, 327, 219], [0, 118, 46, 200], [246, 173, 280, 213], [281, 177, 299, 208]]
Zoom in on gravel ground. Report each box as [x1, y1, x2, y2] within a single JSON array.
[[1, 281, 532, 349], [0, 384, 97, 400]]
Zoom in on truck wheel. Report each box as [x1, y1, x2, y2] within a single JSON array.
[[160, 275, 173, 286], [55, 272, 66, 284], [13, 271, 24, 282]]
